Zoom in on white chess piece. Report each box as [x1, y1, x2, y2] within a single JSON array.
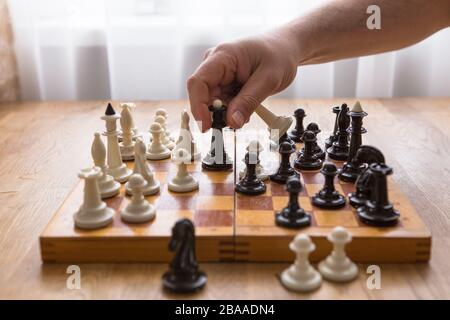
[[318, 226, 359, 282], [121, 174, 156, 223], [126, 138, 160, 196], [173, 110, 201, 161], [146, 123, 171, 160], [119, 102, 141, 141], [155, 108, 175, 141], [119, 104, 135, 160], [254, 104, 293, 144], [101, 104, 133, 182], [239, 140, 268, 181], [281, 234, 322, 292], [155, 115, 175, 150], [74, 167, 115, 229], [91, 132, 121, 199], [168, 148, 199, 193]]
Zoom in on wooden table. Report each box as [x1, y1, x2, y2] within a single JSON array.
[[1, 98, 449, 300]]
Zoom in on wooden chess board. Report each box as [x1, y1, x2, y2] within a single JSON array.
[[40, 130, 431, 263]]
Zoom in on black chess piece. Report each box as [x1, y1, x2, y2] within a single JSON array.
[[275, 175, 311, 228], [202, 101, 233, 171], [305, 122, 325, 160], [288, 108, 306, 142], [357, 163, 400, 226], [311, 163, 346, 209], [270, 141, 299, 184], [324, 105, 342, 150], [348, 145, 385, 208], [162, 219, 207, 293], [294, 131, 323, 171], [339, 102, 368, 183], [279, 132, 295, 147], [327, 103, 350, 160], [235, 151, 266, 195]]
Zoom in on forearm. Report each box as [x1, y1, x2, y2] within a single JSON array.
[[277, 0, 450, 65]]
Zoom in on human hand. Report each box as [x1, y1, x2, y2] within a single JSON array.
[[187, 31, 300, 132]]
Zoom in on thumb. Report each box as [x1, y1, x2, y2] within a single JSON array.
[[227, 69, 277, 129]]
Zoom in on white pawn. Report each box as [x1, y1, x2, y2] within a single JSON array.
[[119, 104, 135, 160], [318, 226, 359, 282], [91, 132, 121, 199], [281, 234, 322, 292], [155, 115, 175, 150], [146, 123, 171, 160], [74, 167, 115, 229], [239, 140, 269, 181], [126, 138, 160, 196], [121, 174, 156, 223], [173, 110, 201, 161], [168, 148, 199, 193], [155, 108, 175, 141], [101, 103, 132, 182]]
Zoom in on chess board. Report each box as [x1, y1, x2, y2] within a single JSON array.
[[40, 129, 431, 263]]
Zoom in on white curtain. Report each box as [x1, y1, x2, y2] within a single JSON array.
[[7, 0, 450, 101]]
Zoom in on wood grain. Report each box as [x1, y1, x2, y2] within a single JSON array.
[[1, 98, 450, 299]]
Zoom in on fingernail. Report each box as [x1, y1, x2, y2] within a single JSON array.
[[231, 111, 245, 128]]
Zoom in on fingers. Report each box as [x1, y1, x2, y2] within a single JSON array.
[[227, 69, 279, 129], [187, 75, 211, 132]]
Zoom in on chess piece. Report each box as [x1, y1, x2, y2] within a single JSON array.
[[357, 163, 400, 226], [305, 122, 325, 160], [279, 132, 295, 148], [126, 138, 160, 196], [235, 149, 266, 195], [338, 101, 368, 182], [168, 148, 199, 193], [101, 103, 132, 182], [173, 110, 201, 161], [348, 145, 385, 207], [270, 141, 299, 184], [318, 226, 358, 282], [162, 219, 207, 293], [288, 108, 306, 142], [327, 103, 350, 160], [118, 102, 141, 141], [155, 115, 175, 150], [121, 174, 156, 223], [73, 167, 115, 229], [119, 104, 136, 160], [91, 132, 120, 199], [324, 105, 342, 150], [275, 176, 311, 228], [202, 99, 233, 171], [280, 234, 322, 293], [254, 104, 293, 144], [155, 108, 175, 141], [294, 131, 323, 171], [311, 163, 346, 209], [239, 140, 268, 181], [146, 122, 171, 160]]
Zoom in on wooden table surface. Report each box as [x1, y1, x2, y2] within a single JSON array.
[[1, 98, 449, 300]]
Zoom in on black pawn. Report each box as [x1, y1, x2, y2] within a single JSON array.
[[324, 105, 342, 150], [357, 163, 400, 226], [202, 101, 233, 171], [294, 131, 323, 171], [327, 103, 350, 160], [235, 151, 266, 195], [305, 122, 325, 160], [270, 141, 299, 184], [162, 219, 207, 293], [311, 163, 346, 209], [275, 175, 311, 228], [348, 145, 386, 208], [288, 108, 306, 142], [339, 102, 368, 182]]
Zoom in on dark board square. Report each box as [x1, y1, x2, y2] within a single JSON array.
[[270, 182, 307, 197], [301, 172, 323, 184], [194, 210, 233, 227], [198, 183, 234, 196], [236, 195, 273, 210]]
